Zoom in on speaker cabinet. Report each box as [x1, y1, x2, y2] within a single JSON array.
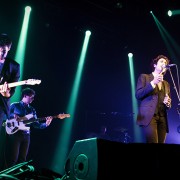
[[65, 138, 180, 179]]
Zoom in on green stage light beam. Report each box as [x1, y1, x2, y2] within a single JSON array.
[[168, 9, 180, 16], [150, 11, 180, 65], [128, 53, 141, 142], [51, 30, 91, 175], [11, 6, 31, 102]]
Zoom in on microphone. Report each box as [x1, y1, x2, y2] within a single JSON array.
[[163, 64, 176, 68]]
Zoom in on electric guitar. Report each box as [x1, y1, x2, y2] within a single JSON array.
[[4, 113, 70, 135], [0, 79, 41, 90]]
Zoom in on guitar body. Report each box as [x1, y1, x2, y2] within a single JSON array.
[[5, 119, 30, 135], [5, 113, 70, 135]]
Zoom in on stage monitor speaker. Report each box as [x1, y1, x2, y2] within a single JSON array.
[[64, 138, 180, 179]]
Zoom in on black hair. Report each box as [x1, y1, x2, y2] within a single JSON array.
[[0, 33, 12, 48], [21, 87, 35, 98], [150, 55, 170, 71]]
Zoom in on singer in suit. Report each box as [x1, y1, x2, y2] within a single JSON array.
[[135, 55, 171, 143]]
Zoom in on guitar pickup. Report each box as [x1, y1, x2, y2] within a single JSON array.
[[11, 127, 18, 133]]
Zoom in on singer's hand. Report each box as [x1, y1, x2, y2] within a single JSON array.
[[152, 74, 163, 85], [163, 93, 171, 107]]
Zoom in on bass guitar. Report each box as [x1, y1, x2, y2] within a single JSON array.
[[4, 113, 70, 135]]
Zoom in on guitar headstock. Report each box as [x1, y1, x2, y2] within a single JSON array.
[[57, 114, 70, 119], [25, 79, 41, 85]]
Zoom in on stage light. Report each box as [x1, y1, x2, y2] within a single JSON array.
[[11, 5, 32, 102], [86, 30, 91, 36], [167, 9, 180, 16], [128, 53, 133, 58], [25, 6, 31, 12], [167, 10, 172, 17]]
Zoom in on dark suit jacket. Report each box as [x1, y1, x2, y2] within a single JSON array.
[[0, 58, 20, 118], [135, 73, 171, 132]]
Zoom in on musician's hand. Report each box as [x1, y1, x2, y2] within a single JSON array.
[[0, 82, 11, 97], [45, 116, 53, 126], [14, 114, 22, 121], [25, 114, 34, 120]]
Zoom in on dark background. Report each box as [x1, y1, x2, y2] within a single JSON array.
[[1, 0, 180, 175]]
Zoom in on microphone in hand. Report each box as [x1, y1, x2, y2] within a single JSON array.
[[163, 93, 171, 107]]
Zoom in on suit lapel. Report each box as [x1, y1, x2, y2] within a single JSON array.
[[148, 73, 154, 82]]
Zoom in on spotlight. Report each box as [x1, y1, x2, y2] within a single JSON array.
[[86, 30, 91, 36], [167, 10, 172, 17], [25, 6, 31, 12], [128, 53, 133, 58]]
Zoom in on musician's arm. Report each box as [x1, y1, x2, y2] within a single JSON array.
[[5, 63, 20, 98]]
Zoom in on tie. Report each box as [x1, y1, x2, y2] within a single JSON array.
[[157, 82, 162, 91]]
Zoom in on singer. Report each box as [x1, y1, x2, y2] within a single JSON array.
[[135, 55, 172, 143]]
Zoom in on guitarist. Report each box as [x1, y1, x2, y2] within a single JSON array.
[[0, 34, 20, 170], [5, 87, 53, 168]]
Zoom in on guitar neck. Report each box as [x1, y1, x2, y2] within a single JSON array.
[[8, 81, 27, 88], [23, 117, 46, 124], [23, 116, 58, 124], [22, 114, 67, 125], [0, 79, 41, 89], [0, 81, 28, 89]]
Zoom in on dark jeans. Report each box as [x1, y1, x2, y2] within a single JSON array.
[[143, 115, 167, 143], [5, 131, 30, 168]]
